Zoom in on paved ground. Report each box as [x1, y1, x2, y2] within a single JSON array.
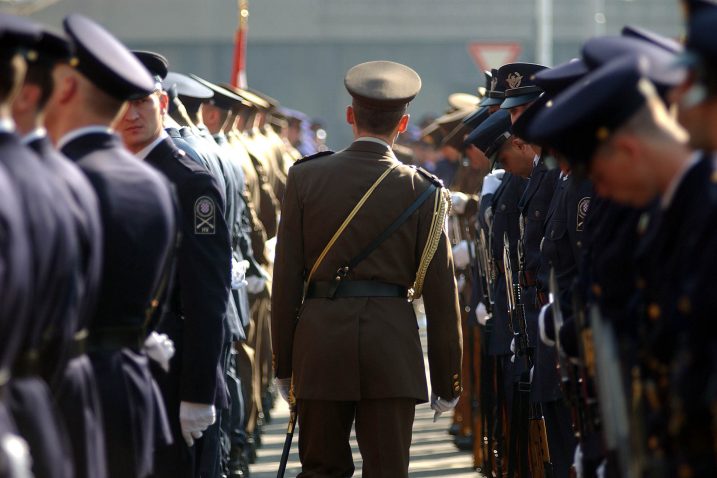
[[250, 308, 484, 477]]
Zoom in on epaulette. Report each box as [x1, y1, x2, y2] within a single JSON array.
[[293, 150, 334, 165], [413, 165, 444, 188]]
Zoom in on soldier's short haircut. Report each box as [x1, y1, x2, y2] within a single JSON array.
[[352, 101, 406, 136], [83, 78, 123, 120]]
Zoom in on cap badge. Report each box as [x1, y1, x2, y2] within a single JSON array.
[[507, 72, 523, 89]]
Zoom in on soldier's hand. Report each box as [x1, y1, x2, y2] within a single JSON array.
[[246, 275, 266, 294], [179, 402, 216, 447], [450, 192, 469, 215], [475, 302, 490, 326], [451, 241, 471, 270], [143, 332, 175, 372], [430, 392, 459, 422], [276, 377, 292, 404], [231, 258, 250, 289]]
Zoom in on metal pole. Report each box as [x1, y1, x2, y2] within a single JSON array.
[[536, 0, 553, 66]]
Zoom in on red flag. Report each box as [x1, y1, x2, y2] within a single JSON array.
[[230, 0, 249, 88]]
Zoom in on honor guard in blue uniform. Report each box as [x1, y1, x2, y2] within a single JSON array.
[[11, 24, 106, 478], [466, 108, 526, 475], [0, 14, 46, 478], [0, 13, 83, 478], [116, 51, 234, 478], [527, 44, 717, 475], [43, 14, 178, 478], [501, 61, 584, 478]]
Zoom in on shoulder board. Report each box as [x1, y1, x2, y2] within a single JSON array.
[[294, 150, 335, 165], [412, 166, 444, 188]]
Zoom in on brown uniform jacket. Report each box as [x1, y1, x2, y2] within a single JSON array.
[[271, 139, 463, 403]]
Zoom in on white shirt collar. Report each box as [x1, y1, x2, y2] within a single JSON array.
[[0, 118, 15, 134], [21, 127, 46, 145], [134, 130, 169, 160], [661, 151, 701, 210], [57, 125, 113, 151], [533, 154, 540, 167], [355, 136, 392, 151]]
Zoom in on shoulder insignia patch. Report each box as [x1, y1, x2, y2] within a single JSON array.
[[194, 196, 216, 235], [576, 196, 590, 232], [293, 150, 335, 165], [414, 166, 444, 187]]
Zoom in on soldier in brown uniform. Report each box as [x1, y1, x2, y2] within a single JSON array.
[[271, 60, 463, 477]]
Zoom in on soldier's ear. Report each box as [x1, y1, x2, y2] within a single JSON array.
[[610, 134, 640, 162], [54, 65, 78, 106], [158, 91, 169, 116], [397, 114, 410, 133], [346, 105, 355, 125]]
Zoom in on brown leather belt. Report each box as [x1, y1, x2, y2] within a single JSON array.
[[306, 280, 407, 299]]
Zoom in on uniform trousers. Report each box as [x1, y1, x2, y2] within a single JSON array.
[[297, 397, 415, 478]]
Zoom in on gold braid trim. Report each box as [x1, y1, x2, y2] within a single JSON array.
[[409, 187, 449, 301]]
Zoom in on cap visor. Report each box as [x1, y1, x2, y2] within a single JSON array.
[[480, 96, 503, 107], [500, 92, 542, 110]]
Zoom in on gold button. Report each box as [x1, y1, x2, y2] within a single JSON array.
[[647, 303, 660, 321]]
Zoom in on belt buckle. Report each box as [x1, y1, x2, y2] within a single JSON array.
[[328, 266, 350, 299]]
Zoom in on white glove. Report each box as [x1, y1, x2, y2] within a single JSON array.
[[510, 336, 516, 363], [0, 432, 33, 478], [246, 275, 266, 294], [450, 191, 469, 215], [530, 366, 534, 383], [452, 240, 471, 270], [143, 332, 175, 372], [430, 392, 459, 422], [276, 377, 292, 404], [179, 402, 216, 447], [538, 303, 556, 347], [475, 302, 490, 326], [231, 258, 250, 290], [574, 443, 584, 478], [481, 169, 504, 196]]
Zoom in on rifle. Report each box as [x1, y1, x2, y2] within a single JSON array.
[[589, 305, 636, 478], [475, 227, 496, 474], [503, 233, 531, 478]]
